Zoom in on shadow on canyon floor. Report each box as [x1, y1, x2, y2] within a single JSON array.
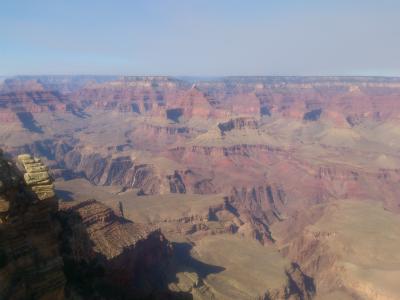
[[16, 112, 43, 133], [169, 241, 225, 279], [55, 189, 75, 201], [57, 205, 203, 299]]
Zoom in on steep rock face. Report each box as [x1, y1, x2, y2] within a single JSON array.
[[58, 199, 174, 299], [62, 151, 162, 194], [165, 169, 217, 195], [226, 185, 286, 222], [167, 171, 187, 194], [0, 151, 65, 300], [221, 184, 287, 244], [59, 147, 217, 196]]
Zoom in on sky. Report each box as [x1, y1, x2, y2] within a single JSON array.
[[1, 0, 400, 76]]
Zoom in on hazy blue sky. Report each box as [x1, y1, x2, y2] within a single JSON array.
[[1, 0, 399, 76]]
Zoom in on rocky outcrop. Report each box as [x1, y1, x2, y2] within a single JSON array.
[[18, 154, 56, 201], [226, 185, 286, 222], [262, 263, 315, 300], [221, 184, 287, 244], [218, 117, 259, 134], [0, 151, 65, 300], [167, 171, 186, 194], [58, 199, 175, 299], [284, 263, 316, 299]]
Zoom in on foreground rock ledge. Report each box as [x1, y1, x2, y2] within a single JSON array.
[[0, 151, 65, 299]]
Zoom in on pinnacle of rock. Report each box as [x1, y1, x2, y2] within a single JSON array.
[[18, 154, 55, 200]]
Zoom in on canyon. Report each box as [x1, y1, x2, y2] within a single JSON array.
[[1, 75, 400, 299]]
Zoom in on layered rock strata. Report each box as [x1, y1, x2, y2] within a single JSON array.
[[18, 154, 56, 201], [58, 199, 176, 299], [0, 151, 65, 300]]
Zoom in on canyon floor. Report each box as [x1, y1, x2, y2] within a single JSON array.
[[1, 75, 400, 299]]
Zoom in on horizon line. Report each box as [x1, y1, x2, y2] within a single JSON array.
[[2, 74, 400, 79]]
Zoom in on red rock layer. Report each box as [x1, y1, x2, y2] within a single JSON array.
[[0, 91, 69, 124]]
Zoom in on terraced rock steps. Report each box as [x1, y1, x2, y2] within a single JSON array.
[[18, 154, 55, 201]]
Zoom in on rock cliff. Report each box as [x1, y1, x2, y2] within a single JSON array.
[[58, 199, 177, 299], [0, 151, 185, 299], [0, 151, 65, 299]]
